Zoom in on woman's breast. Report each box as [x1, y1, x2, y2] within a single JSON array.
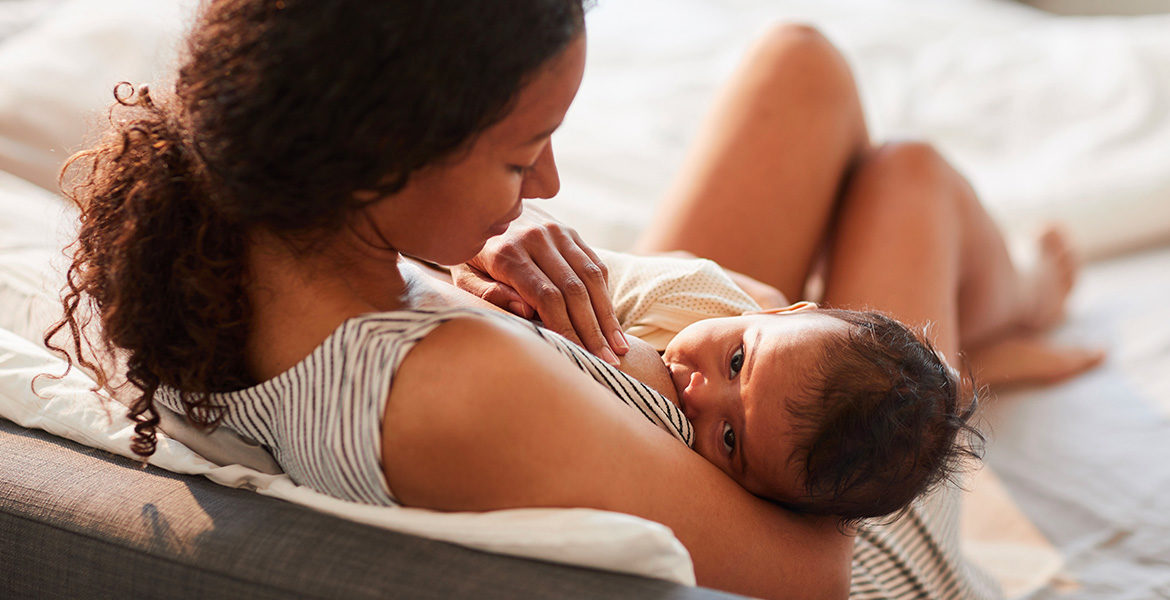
[[616, 335, 680, 406]]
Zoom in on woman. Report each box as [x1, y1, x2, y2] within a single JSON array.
[[51, 1, 1096, 598]]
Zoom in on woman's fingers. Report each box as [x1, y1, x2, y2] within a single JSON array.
[[566, 229, 628, 355], [454, 204, 626, 364], [519, 232, 622, 365]]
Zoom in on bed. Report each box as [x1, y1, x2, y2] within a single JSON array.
[[3, 0, 1169, 598]]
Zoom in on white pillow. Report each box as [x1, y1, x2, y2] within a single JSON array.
[[0, 0, 193, 192], [0, 168, 283, 473]]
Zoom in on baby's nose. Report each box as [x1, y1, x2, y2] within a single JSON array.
[[682, 371, 710, 420]]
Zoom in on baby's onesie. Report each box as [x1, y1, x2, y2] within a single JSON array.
[[597, 248, 761, 351]]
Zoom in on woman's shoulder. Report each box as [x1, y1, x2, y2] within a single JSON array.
[[378, 313, 853, 598], [336, 304, 540, 360], [345, 306, 532, 338]]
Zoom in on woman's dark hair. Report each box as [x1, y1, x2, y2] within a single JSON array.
[[46, 0, 589, 459], [779, 309, 984, 528]]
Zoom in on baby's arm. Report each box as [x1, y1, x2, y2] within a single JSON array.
[[722, 268, 789, 309], [646, 250, 789, 308]]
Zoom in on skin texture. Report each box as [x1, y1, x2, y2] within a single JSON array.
[[451, 204, 629, 366]]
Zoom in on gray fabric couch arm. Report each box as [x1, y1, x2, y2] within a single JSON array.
[[0, 419, 742, 599]]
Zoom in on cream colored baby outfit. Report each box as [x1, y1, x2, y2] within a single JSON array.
[[597, 248, 761, 351]]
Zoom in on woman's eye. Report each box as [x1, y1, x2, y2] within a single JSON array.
[[509, 161, 537, 175], [721, 422, 737, 454], [729, 346, 745, 378]]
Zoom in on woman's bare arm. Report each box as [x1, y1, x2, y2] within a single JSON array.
[[381, 316, 852, 600]]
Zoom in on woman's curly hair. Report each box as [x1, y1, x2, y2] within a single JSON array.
[[45, 0, 588, 459]]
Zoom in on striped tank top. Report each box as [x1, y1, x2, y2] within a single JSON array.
[[154, 307, 692, 506], [154, 306, 997, 600]]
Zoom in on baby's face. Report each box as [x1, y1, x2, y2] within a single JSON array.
[[662, 309, 849, 502]]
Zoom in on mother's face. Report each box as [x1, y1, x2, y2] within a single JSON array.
[[362, 33, 587, 266]]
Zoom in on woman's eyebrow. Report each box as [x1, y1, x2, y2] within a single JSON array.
[[518, 122, 563, 147]]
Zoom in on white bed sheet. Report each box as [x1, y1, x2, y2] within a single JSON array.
[[549, 0, 1170, 260], [974, 246, 1170, 600]]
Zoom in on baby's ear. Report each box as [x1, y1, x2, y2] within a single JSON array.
[[747, 301, 818, 316]]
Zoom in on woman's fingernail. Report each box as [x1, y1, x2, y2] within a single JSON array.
[[612, 329, 629, 353], [601, 347, 620, 367], [507, 301, 526, 316]]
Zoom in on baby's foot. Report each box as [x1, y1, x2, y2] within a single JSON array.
[[1017, 226, 1078, 333], [967, 334, 1105, 389]]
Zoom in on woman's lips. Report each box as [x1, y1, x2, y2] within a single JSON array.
[[489, 201, 524, 235]]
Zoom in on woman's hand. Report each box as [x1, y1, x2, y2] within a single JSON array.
[[450, 204, 629, 366]]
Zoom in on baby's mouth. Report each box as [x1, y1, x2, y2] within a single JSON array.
[[669, 362, 683, 409], [666, 363, 691, 415]]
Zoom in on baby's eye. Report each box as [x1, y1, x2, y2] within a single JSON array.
[[729, 346, 745, 379], [721, 422, 737, 454]]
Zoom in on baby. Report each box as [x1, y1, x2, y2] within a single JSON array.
[[597, 249, 980, 522]]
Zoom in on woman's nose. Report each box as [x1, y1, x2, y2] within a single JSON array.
[[520, 143, 560, 199]]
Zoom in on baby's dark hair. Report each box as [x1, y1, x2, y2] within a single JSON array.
[[780, 309, 983, 526]]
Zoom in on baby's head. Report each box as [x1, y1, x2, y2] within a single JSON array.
[[662, 302, 982, 523]]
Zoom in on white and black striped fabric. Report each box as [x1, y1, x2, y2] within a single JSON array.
[[154, 307, 692, 506], [155, 306, 997, 599], [852, 484, 1001, 600]]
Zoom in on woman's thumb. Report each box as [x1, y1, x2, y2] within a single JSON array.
[[485, 284, 535, 318], [452, 265, 536, 318]]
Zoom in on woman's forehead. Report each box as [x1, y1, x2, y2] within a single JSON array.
[[485, 34, 587, 148]]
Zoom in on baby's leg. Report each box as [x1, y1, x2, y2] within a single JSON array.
[[635, 24, 868, 301]]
